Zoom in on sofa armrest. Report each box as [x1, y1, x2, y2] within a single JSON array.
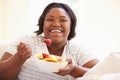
[[0, 42, 9, 58]]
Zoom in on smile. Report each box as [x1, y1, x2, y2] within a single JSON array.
[[50, 30, 62, 33]]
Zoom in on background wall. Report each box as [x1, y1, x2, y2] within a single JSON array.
[[0, 0, 33, 41], [0, 0, 120, 58], [77, 0, 120, 58]]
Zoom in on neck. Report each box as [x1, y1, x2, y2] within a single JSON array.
[[47, 41, 67, 56]]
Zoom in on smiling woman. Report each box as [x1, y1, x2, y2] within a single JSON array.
[[0, 0, 120, 79]]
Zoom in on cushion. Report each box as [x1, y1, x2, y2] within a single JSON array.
[[76, 52, 120, 80], [0, 42, 9, 58]]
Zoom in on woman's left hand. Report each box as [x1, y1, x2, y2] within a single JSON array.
[[54, 59, 75, 76]]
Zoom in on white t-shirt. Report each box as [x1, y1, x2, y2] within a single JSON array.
[[6, 34, 96, 80]]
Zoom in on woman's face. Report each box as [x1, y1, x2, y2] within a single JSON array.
[[43, 8, 71, 44]]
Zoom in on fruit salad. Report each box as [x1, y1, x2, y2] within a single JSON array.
[[36, 53, 66, 63]]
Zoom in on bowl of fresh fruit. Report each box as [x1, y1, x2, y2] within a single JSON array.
[[34, 53, 68, 72]]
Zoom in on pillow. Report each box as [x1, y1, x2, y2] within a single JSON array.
[[84, 52, 120, 76], [76, 52, 120, 80]]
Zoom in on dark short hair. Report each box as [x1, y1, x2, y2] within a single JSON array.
[[35, 2, 77, 40]]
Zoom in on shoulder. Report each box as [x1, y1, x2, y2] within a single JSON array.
[[68, 41, 97, 65], [16, 34, 44, 42], [68, 41, 83, 51], [8, 34, 44, 48], [68, 41, 93, 54], [18, 34, 38, 39]]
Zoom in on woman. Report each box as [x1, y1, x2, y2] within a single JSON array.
[[0, 2, 98, 80]]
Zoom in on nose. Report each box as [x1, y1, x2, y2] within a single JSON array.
[[52, 22, 60, 27]]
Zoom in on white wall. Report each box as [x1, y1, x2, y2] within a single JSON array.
[[0, 0, 5, 39], [0, 0, 34, 41], [75, 0, 120, 58]]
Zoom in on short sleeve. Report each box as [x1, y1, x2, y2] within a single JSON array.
[[76, 46, 97, 66], [69, 42, 97, 66], [6, 35, 34, 55]]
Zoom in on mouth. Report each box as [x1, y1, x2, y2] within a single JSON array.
[[50, 29, 63, 33]]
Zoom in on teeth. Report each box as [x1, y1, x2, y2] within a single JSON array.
[[51, 30, 61, 32]]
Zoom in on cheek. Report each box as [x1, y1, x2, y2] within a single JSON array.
[[43, 26, 48, 36], [63, 26, 70, 38], [43, 22, 49, 32], [65, 24, 71, 34], [67, 28, 70, 36]]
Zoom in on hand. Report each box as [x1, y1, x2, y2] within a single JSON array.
[[54, 59, 75, 76], [16, 42, 32, 59]]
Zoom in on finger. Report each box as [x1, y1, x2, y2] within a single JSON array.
[[57, 70, 69, 76], [21, 45, 30, 52], [24, 52, 32, 58], [59, 66, 69, 72], [66, 59, 72, 64], [19, 42, 26, 48], [21, 50, 32, 58], [17, 42, 26, 50], [17, 42, 30, 51], [57, 67, 69, 75]]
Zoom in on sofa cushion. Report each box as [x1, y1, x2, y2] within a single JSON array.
[[0, 42, 9, 58]]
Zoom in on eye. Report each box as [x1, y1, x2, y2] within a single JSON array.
[[45, 18, 54, 22], [60, 19, 68, 22]]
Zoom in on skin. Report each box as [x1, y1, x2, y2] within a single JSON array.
[[0, 7, 99, 79]]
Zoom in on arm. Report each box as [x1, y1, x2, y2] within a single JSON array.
[[55, 58, 99, 78], [70, 59, 99, 78], [0, 42, 32, 80]]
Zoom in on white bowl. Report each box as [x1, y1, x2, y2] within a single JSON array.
[[34, 54, 68, 72]]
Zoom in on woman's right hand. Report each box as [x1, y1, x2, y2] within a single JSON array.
[[16, 42, 32, 59], [0, 42, 32, 80]]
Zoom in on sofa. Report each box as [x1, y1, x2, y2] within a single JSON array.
[[76, 52, 120, 80], [0, 42, 9, 58]]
